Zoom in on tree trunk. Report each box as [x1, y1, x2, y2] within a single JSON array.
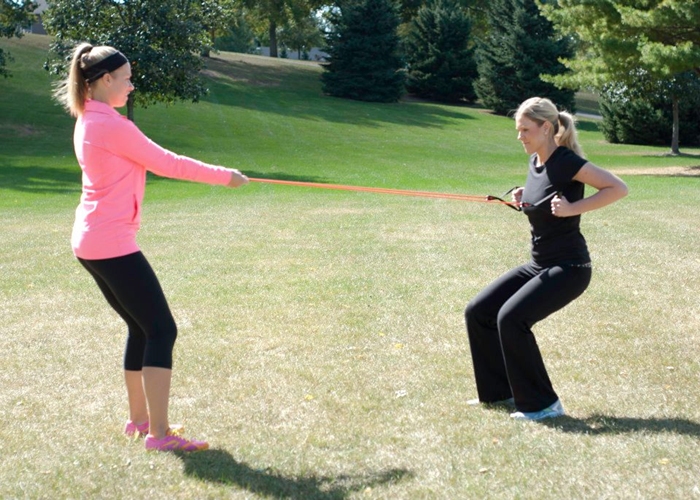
[[671, 93, 680, 155], [127, 94, 135, 122], [201, 29, 215, 57], [269, 20, 278, 57]]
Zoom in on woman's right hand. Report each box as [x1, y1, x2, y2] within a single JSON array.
[[511, 187, 524, 207], [227, 170, 249, 188]]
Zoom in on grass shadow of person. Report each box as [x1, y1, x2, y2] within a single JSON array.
[[177, 448, 414, 499], [538, 414, 700, 437]]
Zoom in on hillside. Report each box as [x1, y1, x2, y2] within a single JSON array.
[[1, 33, 698, 198]]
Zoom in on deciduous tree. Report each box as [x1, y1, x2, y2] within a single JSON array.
[[278, 11, 323, 59], [244, 0, 323, 57], [1, 0, 37, 77], [598, 71, 700, 147], [539, 0, 700, 154], [44, 0, 211, 121]]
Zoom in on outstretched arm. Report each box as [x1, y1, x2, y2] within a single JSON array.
[[110, 118, 241, 187]]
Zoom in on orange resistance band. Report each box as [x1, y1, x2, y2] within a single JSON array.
[[248, 178, 519, 208]]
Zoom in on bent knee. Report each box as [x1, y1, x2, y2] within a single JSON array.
[[148, 317, 178, 345], [143, 319, 178, 369], [496, 308, 531, 338], [497, 307, 517, 329], [465, 299, 481, 322]]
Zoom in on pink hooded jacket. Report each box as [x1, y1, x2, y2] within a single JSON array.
[[71, 100, 233, 259]]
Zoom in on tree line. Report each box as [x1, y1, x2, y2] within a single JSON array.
[[2, 0, 699, 152], [321, 0, 700, 153]]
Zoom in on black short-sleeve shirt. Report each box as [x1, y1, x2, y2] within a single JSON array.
[[521, 146, 590, 266]]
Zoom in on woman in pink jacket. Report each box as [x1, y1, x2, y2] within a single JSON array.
[[53, 43, 248, 452]]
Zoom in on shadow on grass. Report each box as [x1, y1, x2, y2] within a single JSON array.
[[0, 162, 81, 194], [642, 166, 700, 178], [0, 162, 355, 195], [177, 448, 413, 499], [640, 152, 700, 162], [201, 57, 475, 129], [675, 152, 700, 159], [539, 414, 700, 436]]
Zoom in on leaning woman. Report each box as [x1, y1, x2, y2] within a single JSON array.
[[54, 43, 249, 451]]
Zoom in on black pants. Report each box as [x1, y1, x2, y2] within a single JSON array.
[[465, 262, 591, 412], [78, 251, 177, 370]]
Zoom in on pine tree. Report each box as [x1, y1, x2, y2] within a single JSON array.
[[403, 0, 478, 103], [599, 71, 700, 147], [474, 0, 574, 115], [540, 0, 700, 154], [321, 0, 405, 102]]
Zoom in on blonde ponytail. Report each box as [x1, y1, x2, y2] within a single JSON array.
[[556, 110, 583, 157], [53, 43, 120, 117]]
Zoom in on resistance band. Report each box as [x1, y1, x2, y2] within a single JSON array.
[[249, 178, 522, 211]]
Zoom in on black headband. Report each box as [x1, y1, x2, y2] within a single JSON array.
[[82, 51, 129, 83]]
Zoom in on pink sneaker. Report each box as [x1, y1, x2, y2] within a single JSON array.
[[145, 429, 209, 452], [125, 421, 185, 438], [124, 420, 149, 437]]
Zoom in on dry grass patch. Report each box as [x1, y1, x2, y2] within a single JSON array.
[[616, 166, 700, 177]]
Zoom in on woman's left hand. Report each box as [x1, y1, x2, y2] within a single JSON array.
[[551, 194, 573, 217]]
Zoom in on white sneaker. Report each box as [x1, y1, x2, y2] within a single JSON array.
[[510, 399, 565, 421], [468, 397, 515, 406]]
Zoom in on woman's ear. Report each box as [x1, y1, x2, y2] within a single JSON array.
[[101, 73, 112, 86]]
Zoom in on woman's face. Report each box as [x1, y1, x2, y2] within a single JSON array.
[[515, 115, 549, 156], [102, 62, 134, 108]]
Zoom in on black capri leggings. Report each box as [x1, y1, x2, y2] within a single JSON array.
[[465, 261, 592, 412], [78, 251, 177, 370]]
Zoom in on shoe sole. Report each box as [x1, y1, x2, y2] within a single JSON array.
[[510, 410, 565, 421]]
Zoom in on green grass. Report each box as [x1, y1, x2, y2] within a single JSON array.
[[2, 35, 700, 499]]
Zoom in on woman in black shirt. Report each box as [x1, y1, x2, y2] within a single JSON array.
[[465, 97, 628, 420]]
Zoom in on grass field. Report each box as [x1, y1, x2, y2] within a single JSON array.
[[1, 35, 699, 499]]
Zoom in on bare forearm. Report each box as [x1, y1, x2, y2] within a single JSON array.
[[560, 163, 629, 217], [569, 183, 628, 215]]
